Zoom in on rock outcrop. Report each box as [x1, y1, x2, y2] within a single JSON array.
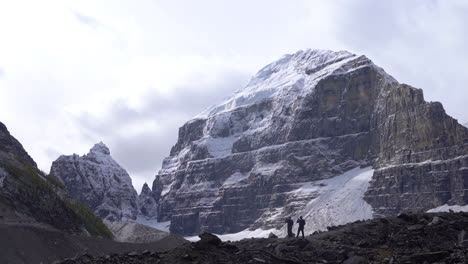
[[138, 183, 158, 218], [150, 49, 468, 235], [50, 142, 139, 221]]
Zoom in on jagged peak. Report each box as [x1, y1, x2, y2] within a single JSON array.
[[140, 182, 152, 195], [90, 141, 110, 155]]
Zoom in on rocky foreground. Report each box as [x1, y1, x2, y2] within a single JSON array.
[[58, 212, 468, 264]]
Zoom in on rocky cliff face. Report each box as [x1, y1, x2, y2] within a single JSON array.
[[364, 85, 468, 217], [50, 143, 139, 221], [151, 49, 468, 235], [138, 183, 158, 218]]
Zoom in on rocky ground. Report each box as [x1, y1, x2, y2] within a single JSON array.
[[57, 212, 468, 264], [0, 223, 186, 264]]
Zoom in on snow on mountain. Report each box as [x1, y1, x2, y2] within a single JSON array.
[[298, 167, 374, 234], [427, 204, 468, 213], [187, 167, 375, 241], [50, 142, 139, 221], [152, 48, 468, 236], [197, 49, 395, 119]]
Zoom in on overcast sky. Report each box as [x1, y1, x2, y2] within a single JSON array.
[[0, 0, 467, 193]]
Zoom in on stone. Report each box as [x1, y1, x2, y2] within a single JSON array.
[[127, 251, 140, 257], [407, 224, 425, 231], [343, 256, 368, 264], [428, 216, 441, 226], [198, 232, 222, 246], [408, 251, 450, 263], [267, 232, 278, 239]]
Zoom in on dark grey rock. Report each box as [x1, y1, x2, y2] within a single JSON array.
[[198, 232, 222, 246], [267, 232, 278, 239], [343, 256, 368, 264]]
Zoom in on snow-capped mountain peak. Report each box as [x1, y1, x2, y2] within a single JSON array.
[[90, 141, 110, 155], [198, 49, 395, 118]]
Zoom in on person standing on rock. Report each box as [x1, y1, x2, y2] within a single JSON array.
[[285, 216, 294, 237], [296, 216, 306, 238]]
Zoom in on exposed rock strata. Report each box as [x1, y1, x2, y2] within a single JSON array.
[[150, 49, 468, 235]]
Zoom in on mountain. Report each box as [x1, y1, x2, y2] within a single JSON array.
[[0, 122, 111, 237], [50, 142, 139, 221], [149, 49, 468, 235], [138, 183, 158, 218]]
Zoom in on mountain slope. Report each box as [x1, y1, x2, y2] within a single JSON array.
[[50, 143, 139, 221], [0, 122, 111, 237], [150, 49, 468, 235]]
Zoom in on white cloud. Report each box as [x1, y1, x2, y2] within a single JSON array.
[[0, 0, 466, 192]]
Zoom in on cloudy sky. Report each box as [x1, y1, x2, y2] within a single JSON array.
[[0, 0, 467, 192]]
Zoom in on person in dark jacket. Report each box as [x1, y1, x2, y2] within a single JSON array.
[[296, 216, 306, 238], [285, 217, 294, 237]]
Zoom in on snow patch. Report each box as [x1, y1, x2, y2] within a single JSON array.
[[187, 167, 374, 241], [161, 181, 175, 197], [222, 172, 249, 187], [427, 204, 468, 213], [186, 228, 278, 242], [296, 167, 375, 234], [205, 136, 237, 158]]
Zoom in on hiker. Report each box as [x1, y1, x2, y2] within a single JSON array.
[[285, 216, 294, 237], [296, 216, 306, 238]]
